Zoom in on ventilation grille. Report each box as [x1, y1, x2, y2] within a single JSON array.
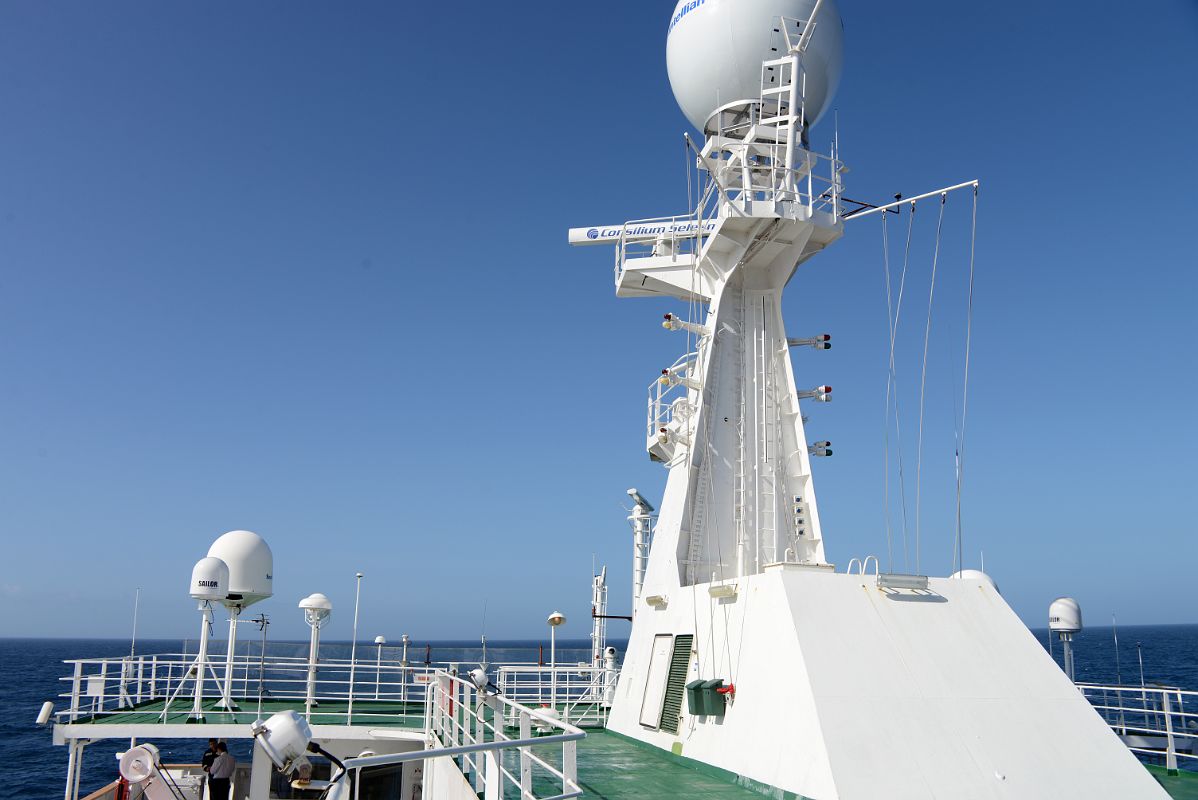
[[658, 634, 693, 734]]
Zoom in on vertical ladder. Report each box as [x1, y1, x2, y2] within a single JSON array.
[[759, 299, 778, 565], [730, 288, 748, 578], [685, 330, 717, 584]]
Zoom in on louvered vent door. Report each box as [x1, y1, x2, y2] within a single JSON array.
[[658, 634, 693, 734]]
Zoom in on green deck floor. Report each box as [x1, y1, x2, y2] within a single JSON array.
[[510, 730, 772, 800], [79, 702, 1198, 799], [1150, 766, 1198, 800]]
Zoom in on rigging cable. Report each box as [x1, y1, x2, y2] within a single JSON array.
[[879, 210, 894, 571], [953, 183, 979, 574], [914, 193, 947, 575], [883, 204, 916, 572]]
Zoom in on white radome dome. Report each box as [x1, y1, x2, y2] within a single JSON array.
[[666, 0, 844, 133], [190, 556, 230, 602], [1049, 597, 1083, 634], [950, 569, 999, 593], [207, 530, 273, 609]]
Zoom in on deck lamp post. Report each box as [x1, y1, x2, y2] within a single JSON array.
[[374, 636, 386, 700], [299, 593, 333, 719], [547, 611, 566, 712]]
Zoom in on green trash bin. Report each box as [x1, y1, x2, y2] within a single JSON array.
[[701, 679, 726, 717], [686, 679, 707, 715]]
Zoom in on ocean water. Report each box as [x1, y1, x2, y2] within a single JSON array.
[[3, 626, 1197, 798]]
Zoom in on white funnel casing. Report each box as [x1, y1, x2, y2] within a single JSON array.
[[666, 0, 844, 132], [207, 530, 273, 610]]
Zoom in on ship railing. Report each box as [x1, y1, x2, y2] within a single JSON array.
[[410, 670, 584, 800], [647, 351, 699, 443], [613, 208, 714, 288], [1077, 682, 1198, 773], [495, 665, 614, 728], [698, 115, 844, 218], [55, 653, 564, 727]]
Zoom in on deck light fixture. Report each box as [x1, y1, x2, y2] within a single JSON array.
[[547, 611, 566, 712], [374, 635, 386, 700], [299, 593, 332, 718]]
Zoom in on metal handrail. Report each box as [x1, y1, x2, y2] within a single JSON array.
[[54, 653, 613, 729], [1077, 681, 1198, 773], [421, 670, 585, 800]]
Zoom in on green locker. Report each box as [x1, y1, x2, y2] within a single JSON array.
[[701, 679, 726, 716], [686, 679, 707, 715]]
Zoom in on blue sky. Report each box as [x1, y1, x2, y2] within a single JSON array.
[[0, 0, 1195, 642]]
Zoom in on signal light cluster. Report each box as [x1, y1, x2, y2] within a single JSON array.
[[798, 385, 832, 402], [788, 334, 832, 350]]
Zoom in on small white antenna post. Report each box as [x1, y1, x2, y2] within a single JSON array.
[[347, 572, 364, 722], [591, 566, 608, 668], [547, 611, 566, 713], [373, 635, 386, 700], [129, 588, 140, 660]]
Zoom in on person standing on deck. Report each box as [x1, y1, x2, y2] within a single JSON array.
[[208, 742, 236, 800], [201, 738, 218, 773], [201, 739, 218, 795]]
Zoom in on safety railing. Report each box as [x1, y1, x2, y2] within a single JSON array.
[[701, 138, 843, 217], [54, 653, 544, 727], [412, 670, 585, 800], [646, 351, 699, 454], [612, 210, 716, 288], [495, 665, 615, 728], [1077, 682, 1198, 773]]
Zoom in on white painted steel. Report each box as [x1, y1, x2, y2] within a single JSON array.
[[608, 569, 1171, 798]]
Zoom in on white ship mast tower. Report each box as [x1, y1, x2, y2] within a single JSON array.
[[571, 0, 1170, 797]]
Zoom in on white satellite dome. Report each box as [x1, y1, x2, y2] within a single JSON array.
[[190, 556, 230, 602], [1049, 597, 1083, 634], [207, 530, 273, 609], [666, 0, 844, 133], [950, 569, 1000, 594]]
